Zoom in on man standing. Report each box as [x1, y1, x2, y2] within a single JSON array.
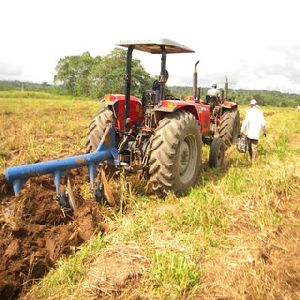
[[241, 99, 267, 161]]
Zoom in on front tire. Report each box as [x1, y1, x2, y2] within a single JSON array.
[[86, 108, 114, 153], [209, 138, 225, 168], [148, 111, 202, 195]]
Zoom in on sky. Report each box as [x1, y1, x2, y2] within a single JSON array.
[[0, 0, 300, 94]]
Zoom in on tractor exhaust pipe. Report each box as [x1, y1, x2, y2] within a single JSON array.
[[193, 60, 199, 103], [225, 76, 228, 100]]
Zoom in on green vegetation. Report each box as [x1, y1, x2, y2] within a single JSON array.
[[54, 49, 154, 98], [0, 80, 53, 92], [169, 86, 300, 107], [150, 250, 201, 298], [1, 82, 299, 107]]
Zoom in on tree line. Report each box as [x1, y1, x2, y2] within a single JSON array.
[[169, 86, 300, 107], [53, 49, 300, 107], [1, 48, 300, 107]]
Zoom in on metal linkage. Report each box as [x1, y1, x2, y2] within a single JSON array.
[[5, 125, 118, 207]]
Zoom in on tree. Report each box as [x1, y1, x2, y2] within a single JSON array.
[[54, 52, 97, 96], [89, 48, 153, 98], [88, 48, 125, 98], [54, 48, 154, 98]]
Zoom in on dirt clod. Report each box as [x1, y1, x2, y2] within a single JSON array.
[[0, 175, 104, 299]]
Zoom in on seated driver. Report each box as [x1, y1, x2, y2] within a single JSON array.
[[152, 70, 169, 91], [207, 82, 221, 103], [152, 70, 169, 102]]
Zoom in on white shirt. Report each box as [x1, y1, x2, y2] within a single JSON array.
[[207, 88, 221, 98], [241, 106, 266, 140]]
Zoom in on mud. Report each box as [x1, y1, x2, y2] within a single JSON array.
[[0, 174, 104, 299]]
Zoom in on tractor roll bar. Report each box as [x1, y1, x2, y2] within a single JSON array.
[[124, 45, 134, 132], [159, 46, 167, 101]]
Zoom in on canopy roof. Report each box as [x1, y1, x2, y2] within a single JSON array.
[[118, 39, 194, 54]]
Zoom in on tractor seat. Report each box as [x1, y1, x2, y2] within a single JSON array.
[[142, 90, 158, 110]]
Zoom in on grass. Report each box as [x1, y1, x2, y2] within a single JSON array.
[[150, 250, 201, 299], [168, 188, 227, 236], [1, 95, 300, 299], [0, 96, 100, 171], [225, 167, 250, 195], [0, 90, 92, 101]]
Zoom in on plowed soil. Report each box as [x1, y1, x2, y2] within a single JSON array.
[[0, 174, 104, 299]]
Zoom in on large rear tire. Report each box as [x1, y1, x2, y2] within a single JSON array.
[[219, 110, 240, 147], [86, 108, 114, 153], [148, 110, 202, 195]]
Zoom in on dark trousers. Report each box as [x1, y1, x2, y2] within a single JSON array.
[[247, 138, 258, 161]]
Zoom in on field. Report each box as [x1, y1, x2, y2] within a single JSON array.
[[0, 91, 300, 299]]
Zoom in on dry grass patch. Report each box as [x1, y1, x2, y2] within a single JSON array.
[[289, 133, 300, 150], [81, 244, 148, 299], [199, 198, 300, 299]]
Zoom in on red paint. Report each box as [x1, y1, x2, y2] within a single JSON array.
[[104, 94, 211, 135], [104, 94, 144, 131], [160, 100, 211, 134]]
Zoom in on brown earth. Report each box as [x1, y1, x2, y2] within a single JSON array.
[[289, 133, 300, 150], [0, 174, 105, 299]]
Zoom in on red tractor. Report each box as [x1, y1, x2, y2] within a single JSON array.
[[86, 39, 240, 195], [5, 39, 240, 206]]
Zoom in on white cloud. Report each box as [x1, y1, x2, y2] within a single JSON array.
[[0, 0, 299, 93], [0, 62, 23, 80]]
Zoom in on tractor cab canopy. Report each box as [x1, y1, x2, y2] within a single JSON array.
[[118, 39, 195, 54]]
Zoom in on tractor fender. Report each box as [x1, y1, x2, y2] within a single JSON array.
[[154, 100, 198, 118], [103, 99, 118, 119], [222, 101, 238, 110], [154, 100, 210, 134]]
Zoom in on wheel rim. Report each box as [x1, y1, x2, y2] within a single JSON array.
[[178, 134, 197, 184]]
